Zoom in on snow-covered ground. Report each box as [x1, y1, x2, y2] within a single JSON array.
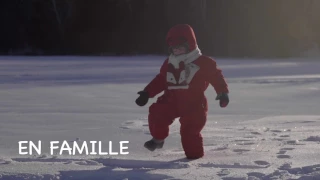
[[0, 56, 320, 180]]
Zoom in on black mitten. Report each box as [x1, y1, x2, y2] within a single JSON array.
[[215, 93, 229, 108], [135, 91, 149, 106]]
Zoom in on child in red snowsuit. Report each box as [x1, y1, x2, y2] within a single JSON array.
[[135, 24, 229, 159]]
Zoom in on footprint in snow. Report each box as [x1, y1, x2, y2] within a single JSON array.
[[254, 160, 270, 166], [305, 136, 320, 142], [247, 172, 266, 179], [279, 162, 292, 170], [75, 160, 102, 166], [277, 150, 287, 155], [300, 120, 316, 123], [233, 149, 250, 153], [244, 136, 256, 139], [277, 155, 291, 159], [271, 129, 291, 133], [0, 159, 11, 165], [233, 140, 255, 145], [251, 132, 262, 135], [270, 130, 282, 133], [280, 148, 295, 151], [204, 143, 217, 146], [237, 142, 255, 146], [234, 139, 252, 142], [279, 135, 290, 138], [212, 146, 229, 151], [120, 120, 149, 130], [286, 140, 304, 145], [217, 169, 230, 176]]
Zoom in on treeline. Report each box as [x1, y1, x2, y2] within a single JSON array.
[[1, 0, 320, 57]]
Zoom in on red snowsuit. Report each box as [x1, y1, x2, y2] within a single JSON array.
[[144, 24, 229, 159]]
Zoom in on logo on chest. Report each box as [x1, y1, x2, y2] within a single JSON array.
[[166, 61, 199, 89]]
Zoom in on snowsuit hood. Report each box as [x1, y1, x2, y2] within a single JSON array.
[[166, 24, 197, 51]]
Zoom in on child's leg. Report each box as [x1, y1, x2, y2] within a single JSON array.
[[179, 111, 207, 159], [148, 102, 178, 140]]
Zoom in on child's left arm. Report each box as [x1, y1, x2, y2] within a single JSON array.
[[204, 58, 229, 107]]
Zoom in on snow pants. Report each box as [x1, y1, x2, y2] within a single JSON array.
[[148, 100, 207, 159]]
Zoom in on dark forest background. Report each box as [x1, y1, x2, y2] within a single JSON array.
[[1, 0, 320, 58]]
